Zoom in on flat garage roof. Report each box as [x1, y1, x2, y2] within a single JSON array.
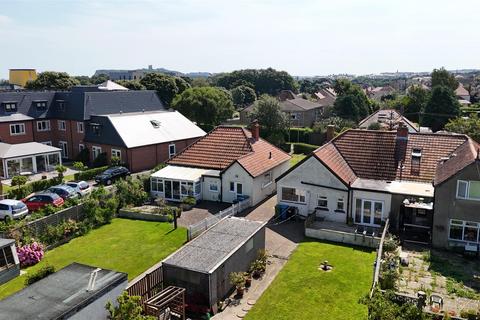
[[151, 165, 220, 181], [163, 217, 265, 274], [0, 263, 127, 320], [0, 142, 61, 159]]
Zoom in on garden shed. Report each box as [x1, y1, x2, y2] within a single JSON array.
[[0, 238, 20, 285], [162, 216, 266, 314]]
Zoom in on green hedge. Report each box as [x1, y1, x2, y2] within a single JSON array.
[[285, 128, 313, 144], [74, 166, 109, 181], [292, 142, 319, 155], [25, 265, 55, 286], [7, 177, 63, 200]]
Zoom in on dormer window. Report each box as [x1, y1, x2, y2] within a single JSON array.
[[91, 123, 101, 136], [34, 100, 47, 110], [412, 148, 422, 158], [2, 102, 17, 112], [150, 120, 161, 128], [56, 100, 66, 111], [411, 147, 422, 175]]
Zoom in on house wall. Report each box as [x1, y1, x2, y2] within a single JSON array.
[[351, 189, 392, 225], [0, 121, 34, 144], [250, 160, 290, 206], [221, 163, 254, 204], [276, 156, 349, 217], [432, 163, 480, 249], [68, 279, 128, 320], [202, 176, 222, 202]]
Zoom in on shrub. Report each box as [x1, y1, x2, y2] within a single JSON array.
[[83, 187, 117, 227], [17, 242, 44, 267], [73, 161, 87, 171], [285, 127, 313, 143], [75, 148, 90, 165], [115, 177, 148, 209], [55, 164, 67, 181], [24, 265, 55, 286], [73, 165, 109, 181], [229, 272, 246, 289], [7, 176, 63, 200], [106, 291, 156, 320], [110, 156, 121, 166], [182, 196, 196, 206], [383, 236, 399, 253], [368, 122, 382, 130], [11, 175, 28, 187], [93, 152, 108, 168], [292, 142, 318, 154]]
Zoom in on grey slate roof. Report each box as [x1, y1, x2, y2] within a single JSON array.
[[0, 263, 127, 320], [163, 217, 265, 273], [0, 86, 165, 122], [280, 98, 323, 111]]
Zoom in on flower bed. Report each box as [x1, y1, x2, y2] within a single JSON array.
[[118, 205, 179, 222]]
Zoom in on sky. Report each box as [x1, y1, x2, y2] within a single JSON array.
[[0, 0, 479, 79]]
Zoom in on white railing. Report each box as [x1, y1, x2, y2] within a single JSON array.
[[187, 198, 252, 241]]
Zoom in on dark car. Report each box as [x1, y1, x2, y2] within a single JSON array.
[[95, 166, 130, 185], [46, 185, 79, 200], [22, 192, 64, 212]]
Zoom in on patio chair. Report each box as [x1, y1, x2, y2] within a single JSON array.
[[429, 294, 443, 311]]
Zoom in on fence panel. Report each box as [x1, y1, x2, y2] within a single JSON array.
[[127, 265, 163, 304]]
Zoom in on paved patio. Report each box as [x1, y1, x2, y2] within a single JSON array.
[[176, 201, 231, 227]]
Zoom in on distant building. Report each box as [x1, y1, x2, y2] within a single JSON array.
[[455, 83, 471, 105], [312, 87, 337, 107], [365, 86, 396, 101], [359, 109, 419, 133], [9, 69, 37, 87]]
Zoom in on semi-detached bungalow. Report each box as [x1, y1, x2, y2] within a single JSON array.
[[150, 123, 291, 206], [276, 126, 480, 250]]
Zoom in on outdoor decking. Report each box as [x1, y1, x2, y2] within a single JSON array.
[[305, 216, 382, 248]]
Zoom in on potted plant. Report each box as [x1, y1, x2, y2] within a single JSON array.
[[181, 196, 196, 211], [244, 272, 252, 287], [249, 260, 264, 279], [229, 272, 246, 297]]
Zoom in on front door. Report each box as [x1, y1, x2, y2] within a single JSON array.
[[236, 183, 243, 196], [355, 199, 383, 226]]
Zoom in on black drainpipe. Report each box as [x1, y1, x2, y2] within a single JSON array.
[[346, 182, 352, 224]]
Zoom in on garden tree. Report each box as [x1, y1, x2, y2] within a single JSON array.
[[174, 76, 191, 94], [75, 148, 90, 166], [213, 68, 298, 95], [445, 115, 480, 142], [298, 78, 331, 94], [431, 67, 459, 91], [91, 73, 110, 85], [83, 187, 118, 226], [115, 80, 146, 90], [404, 85, 429, 123], [422, 85, 461, 131], [114, 177, 148, 209], [361, 290, 429, 320], [74, 76, 93, 85], [191, 77, 211, 87], [250, 95, 288, 145], [312, 116, 357, 134], [140, 73, 179, 106], [230, 85, 257, 107], [25, 71, 80, 90], [171, 87, 234, 126], [332, 79, 373, 122], [106, 291, 155, 320], [55, 164, 67, 181]]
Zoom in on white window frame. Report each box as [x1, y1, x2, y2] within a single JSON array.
[[59, 141, 68, 158], [354, 198, 384, 226], [151, 178, 164, 193], [281, 186, 306, 204], [209, 183, 219, 192], [317, 195, 328, 208], [457, 180, 480, 201], [262, 171, 273, 188], [448, 219, 480, 244], [168, 143, 176, 158], [77, 121, 84, 133], [111, 149, 121, 159], [9, 123, 25, 136], [58, 120, 66, 131], [92, 146, 102, 160], [35, 101, 47, 109], [337, 197, 345, 212], [3, 102, 17, 112], [36, 120, 51, 132]]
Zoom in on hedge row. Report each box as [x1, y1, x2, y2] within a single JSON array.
[[291, 142, 319, 155], [285, 128, 313, 144], [73, 166, 109, 181], [7, 177, 63, 200]]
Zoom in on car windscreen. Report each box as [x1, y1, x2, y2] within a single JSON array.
[[12, 202, 26, 210]]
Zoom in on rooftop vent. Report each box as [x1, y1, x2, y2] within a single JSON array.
[[87, 268, 102, 291], [150, 120, 161, 128]]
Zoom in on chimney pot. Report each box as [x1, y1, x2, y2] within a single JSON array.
[[326, 125, 335, 141], [251, 120, 260, 141]]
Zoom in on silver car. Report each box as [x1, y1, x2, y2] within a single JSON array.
[[65, 181, 92, 197], [0, 199, 29, 222]]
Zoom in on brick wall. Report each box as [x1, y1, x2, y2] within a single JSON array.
[[0, 121, 34, 144]]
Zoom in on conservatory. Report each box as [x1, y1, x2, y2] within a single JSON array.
[[150, 165, 220, 202], [0, 142, 62, 179]]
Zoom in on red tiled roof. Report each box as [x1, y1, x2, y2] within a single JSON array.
[[313, 143, 356, 185], [434, 138, 480, 186], [168, 126, 290, 176], [315, 129, 467, 184]]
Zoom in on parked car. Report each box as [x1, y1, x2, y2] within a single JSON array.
[[22, 193, 64, 212], [95, 166, 130, 185], [0, 199, 29, 222], [65, 181, 91, 197], [46, 185, 79, 200]]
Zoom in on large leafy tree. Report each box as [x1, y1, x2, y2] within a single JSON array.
[[140, 73, 179, 106], [422, 85, 461, 131], [213, 68, 297, 95], [404, 85, 429, 123], [171, 87, 234, 126], [230, 85, 257, 107], [115, 80, 146, 90], [174, 77, 191, 94], [91, 73, 110, 85], [445, 114, 480, 142], [431, 67, 459, 91], [25, 71, 80, 90], [250, 95, 288, 145], [332, 79, 372, 122]]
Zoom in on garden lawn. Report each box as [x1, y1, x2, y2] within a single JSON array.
[[245, 241, 376, 320], [290, 154, 306, 167], [0, 218, 186, 300]]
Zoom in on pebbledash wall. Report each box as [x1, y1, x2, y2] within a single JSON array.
[[85, 137, 199, 173]]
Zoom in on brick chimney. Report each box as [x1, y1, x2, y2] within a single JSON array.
[[395, 124, 408, 162], [251, 120, 260, 141], [326, 125, 335, 142]]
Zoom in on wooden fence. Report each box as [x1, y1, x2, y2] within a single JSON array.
[[126, 265, 164, 305]]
